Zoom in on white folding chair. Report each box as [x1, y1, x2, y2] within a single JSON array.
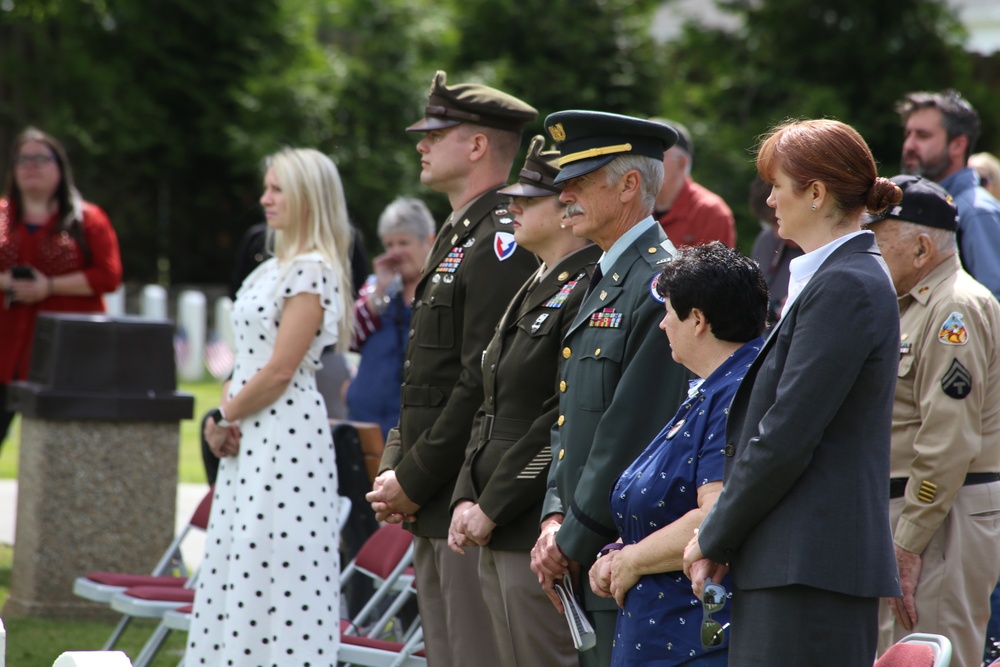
[[72, 487, 212, 650], [875, 632, 952, 667], [129, 496, 354, 667]]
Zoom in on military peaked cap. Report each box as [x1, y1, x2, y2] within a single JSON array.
[[544, 110, 678, 184], [406, 71, 537, 133], [498, 135, 562, 198]]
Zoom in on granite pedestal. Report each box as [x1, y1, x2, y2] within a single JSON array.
[[1, 314, 192, 619]]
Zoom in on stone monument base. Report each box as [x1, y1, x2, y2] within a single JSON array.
[[2, 418, 179, 620]]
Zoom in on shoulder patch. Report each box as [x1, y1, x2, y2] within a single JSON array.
[[649, 275, 665, 304], [941, 358, 972, 399], [938, 312, 969, 345], [494, 232, 517, 261]]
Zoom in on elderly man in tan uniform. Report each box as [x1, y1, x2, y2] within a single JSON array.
[[867, 175, 1000, 667]]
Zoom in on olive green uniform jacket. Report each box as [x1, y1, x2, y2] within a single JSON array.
[[542, 221, 689, 612], [452, 244, 603, 550], [379, 186, 539, 538]]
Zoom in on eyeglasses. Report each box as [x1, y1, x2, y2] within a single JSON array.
[[15, 154, 56, 167], [700, 577, 729, 650]]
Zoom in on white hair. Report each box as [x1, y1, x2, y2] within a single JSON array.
[[603, 155, 664, 213]]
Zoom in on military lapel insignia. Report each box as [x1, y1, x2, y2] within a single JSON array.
[[558, 271, 570, 282], [544, 280, 579, 309], [493, 206, 513, 225], [589, 308, 622, 328], [463, 237, 476, 248], [443, 274, 454, 284], [432, 273, 441, 284], [941, 358, 972, 399], [938, 312, 969, 345], [665, 419, 685, 440], [494, 231, 517, 261], [649, 275, 665, 304], [531, 313, 549, 333], [437, 246, 465, 273]]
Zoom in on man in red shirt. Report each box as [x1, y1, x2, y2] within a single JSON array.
[[651, 118, 736, 248]]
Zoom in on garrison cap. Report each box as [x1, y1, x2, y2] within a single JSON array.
[[498, 135, 562, 198], [880, 175, 959, 232], [649, 117, 692, 156], [406, 71, 537, 133], [544, 110, 679, 184]]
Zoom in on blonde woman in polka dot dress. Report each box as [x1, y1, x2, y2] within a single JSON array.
[[189, 148, 354, 666]]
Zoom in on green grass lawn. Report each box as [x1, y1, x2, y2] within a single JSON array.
[[0, 379, 223, 483], [0, 544, 189, 666]]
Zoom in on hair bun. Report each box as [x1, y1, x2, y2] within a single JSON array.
[[866, 177, 903, 213]]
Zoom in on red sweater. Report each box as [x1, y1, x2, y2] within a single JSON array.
[[655, 178, 736, 248], [0, 198, 122, 383]]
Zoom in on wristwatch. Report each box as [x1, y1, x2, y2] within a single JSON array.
[[596, 542, 624, 559], [209, 407, 231, 428]]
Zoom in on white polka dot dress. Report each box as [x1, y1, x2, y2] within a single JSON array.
[[187, 253, 342, 667]]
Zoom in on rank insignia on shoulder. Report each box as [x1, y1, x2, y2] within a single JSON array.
[[649, 275, 665, 304], [494, 231, 517, 261], [436, 246, 465, 273], [544, 280, 579, 309], [938, 312, 969, 345], [531, 313, 549, 333], [589, 308, 622, 328], [941, 358, 972, 399], [917, 479, 937, 503]]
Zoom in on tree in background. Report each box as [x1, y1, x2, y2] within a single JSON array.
[[655, 0, 996, 249], [2, 0, 997, 280]]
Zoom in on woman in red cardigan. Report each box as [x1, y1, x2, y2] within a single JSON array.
[[0, 127, 122, 447]]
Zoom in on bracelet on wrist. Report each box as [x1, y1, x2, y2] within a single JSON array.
[[596, 542, 624, 559]]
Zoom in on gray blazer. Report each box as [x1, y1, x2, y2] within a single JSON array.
[[699, 233, 902, 599]]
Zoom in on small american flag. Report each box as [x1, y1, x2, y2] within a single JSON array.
[[174, 327, 190, 370], [204, 333, 235, 380]]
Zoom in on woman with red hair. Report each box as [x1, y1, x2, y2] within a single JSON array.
[[684, 119, 903, 666]]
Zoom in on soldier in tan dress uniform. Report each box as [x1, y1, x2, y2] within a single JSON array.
[[367, 71, 539, 667], [867, 175, 1000, 667]]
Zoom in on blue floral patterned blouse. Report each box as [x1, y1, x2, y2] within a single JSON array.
[[609, 338, 762, 666]]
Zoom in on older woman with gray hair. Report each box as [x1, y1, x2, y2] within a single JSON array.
[[347, 196, 436, 438]]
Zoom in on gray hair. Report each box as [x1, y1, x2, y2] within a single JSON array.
[[603, 155, 664, 213], [377, 197, 436, 239], [894, 219, 957, 253]]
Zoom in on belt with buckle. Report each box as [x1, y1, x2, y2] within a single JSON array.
[[889, 472, 1000, 499], [479, 414, 534, 442]]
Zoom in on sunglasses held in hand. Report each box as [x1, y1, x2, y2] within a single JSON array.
[[701, 577, 729, 650]]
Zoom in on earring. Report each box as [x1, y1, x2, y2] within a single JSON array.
[[811, 204, 817, 210], [560, 223, 566, 229]]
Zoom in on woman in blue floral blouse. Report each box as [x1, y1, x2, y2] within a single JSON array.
[[589, 242, 768, 666]]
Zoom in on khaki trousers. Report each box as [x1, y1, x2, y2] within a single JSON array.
[[478, 546, 579, 667], [878, 482, 1000, 667], [412, 536, 501, 667]]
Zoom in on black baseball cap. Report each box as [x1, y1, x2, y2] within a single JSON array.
[[879, 175, 958, 231]]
